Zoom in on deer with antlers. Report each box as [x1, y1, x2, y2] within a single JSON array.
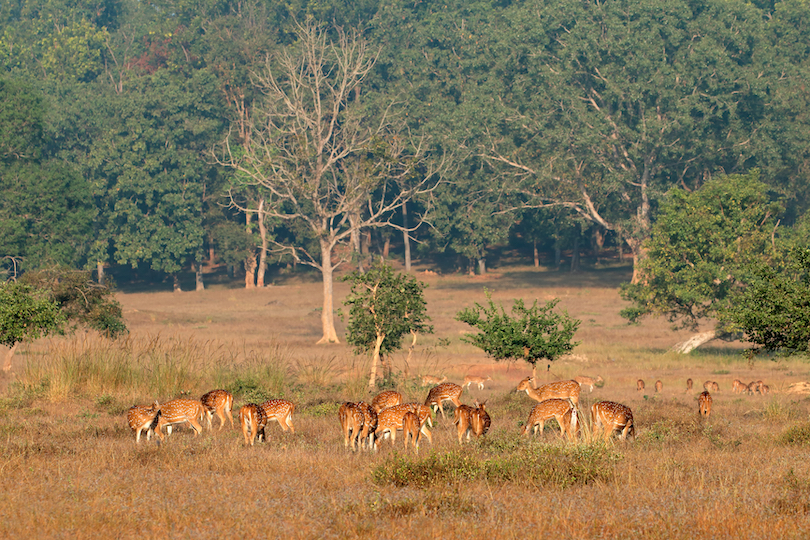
[[698, 391, 712, 418], [515, 377, 581, 407], [591, 401, 634, 442], [371, 390, 403, 413], [424, 382, 464, 419], [200, 389, 234, 432], [522, 398, 578, 441], [238, 403, 268, 446], [127, 401, 162, 444], [156, 398, 205, 438]]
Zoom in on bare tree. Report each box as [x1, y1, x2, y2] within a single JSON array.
[[217, 20, 441, 344]]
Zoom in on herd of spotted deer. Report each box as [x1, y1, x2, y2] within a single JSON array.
[[126, 373, 769, 450]]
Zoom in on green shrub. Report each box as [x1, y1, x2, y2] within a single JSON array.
[[779, 424, 810, 446]]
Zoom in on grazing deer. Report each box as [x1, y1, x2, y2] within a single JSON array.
[[424, 382, 464, 419], [655, 380, 663, 393], [402, 411, 421, 453], [338, 402, 365, 451], [463, 375, 492, 390], [421, 375, 447, 386], [356, 401, 378, 451], [156, 398, 205, 437], [637, 379, 645, 392], [710, 381, 720, 392], [238, 403, 268, 446], [574, 375, 603, 392], [259, 399, 295, 437], [522, 398, 577, 441], [127, 401, 162, 443], [732, 379, 745, 394], [759, 383, 770, 395], [698, 391, 712, 418], [375, 403, 433, 448], [591, 401, 635, 442], [371, 390, 403, 413], [685, 378, 694, 393], [200, 389, 234, 431], [746, 381, 758, 395], [515, 377, 581, 407]]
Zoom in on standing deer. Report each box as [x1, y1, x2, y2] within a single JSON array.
[[371, 390, 403, 413], [338, 402, 365, 451], [463, 375, 492, 390], [655, 380, 663, 393], [356, 401, 378, 451], [759, 383, 771, 395], [238, 403, 268, 446], [156, 398, 205, 437], [200, 389, 234, 431], [471, 400, 491, 439], [515, 377, 581, 407], [591, 401, 635, 442], [258, 399, 295, 438], [375, 403, 433, 448], [685, 378, 694, 393], [402, 411, 421, 453], [698, 391, 712, 418], [421, 375, 447, 386], [732, 379, 745, 394], [424, 382, 464, 419], [637, 379, 645, 392], [127, 401, 161, 443], [574, 375, 603, 392], [522, 398, 577, 441]]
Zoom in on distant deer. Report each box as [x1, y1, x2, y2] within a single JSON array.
[[515, 377, 580, 407], [424, 382, 464, 419], [156, 398, 205, 437], [127, 401, 161, 444], [685, 378, 694, 393], [655, 380, 663, 393], [522, 398, 578, 441], [371, 390, 403, 413], [463, 375, 492, 390], [238, 403, 268, 446], [591, 401, 635, 442], [574, 375, 603, 392], [200, 389, 234, 431], [698, 391, 712, 418], [421, 375, 447, 386], [759, 383, 770, 395], [637, 379, 645, 392], [375, 403, 433, 449]]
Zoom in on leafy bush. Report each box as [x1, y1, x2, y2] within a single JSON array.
[[779, 424, 810, 446]]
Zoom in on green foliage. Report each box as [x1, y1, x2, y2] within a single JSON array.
[[342, 261, 433, 357], [780, 424, 810, 446], [720, 247, 810, 354], [620, 172, 782, 330], [0, 281, 64, 347], [455, 290, 580, 368]]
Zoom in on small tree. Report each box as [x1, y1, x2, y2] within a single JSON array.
[[456, 291, 581, 381], [342, 262, 433, 390], [720, 247, 810, 355], [0, 282, 64, 371]]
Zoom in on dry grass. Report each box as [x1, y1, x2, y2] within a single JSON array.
[[2, 264, 810, 538]]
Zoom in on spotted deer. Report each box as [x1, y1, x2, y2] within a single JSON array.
[[522, 398, 578, 441], [200, 389, 234, 431], [259, 399, 295, 438], [402, 411, 421, 453], [637, 379, 645, 392], [655, 380, 663, 393], [421, 375, 447, 386], [424, 382, 464, 419], [515, 377, 581, 407], [156, 398, 205, 437], [591, 401, 635, 442], [463, 375, 492, 390], [356, 401, 378, 451], [574, 375, 603, 392], [371, 390, 403, 413], [238, 403, 268, 446], [759, 383, 770, 395], [686, 378, 694, 393], [375, 403, 433, 449], [732, 379, 745, 394], [338, 402, 365, 451], [127, 401, 162, 443], [471, 400, 491, 439], [746, 381, 758, 395], [698, 391, 712, 418], [454, 400, 491, 444]]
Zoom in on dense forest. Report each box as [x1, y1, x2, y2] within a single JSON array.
[[1, 0, 809, 342]]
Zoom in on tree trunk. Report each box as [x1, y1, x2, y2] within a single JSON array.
[[382, 237, 390, 259], [208, 233, 216, 265], [368, 333, 385, 389], [570, 233, 580, 273], [533, 239, 540, 267], [673, 331, 718, 354], [627, 238, 648, 285], [317, 239, 340, 344], [257, 200, 268, 287], [477, 257, 486, 275], [349, 211, 362, 273], [245, 212, 256, 288], [195, 262, 204, 291], [3, 342, 19, 372], [402, 202, 411, 272], [172, 274, 182, 292], [96, 261, 105, 284]]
